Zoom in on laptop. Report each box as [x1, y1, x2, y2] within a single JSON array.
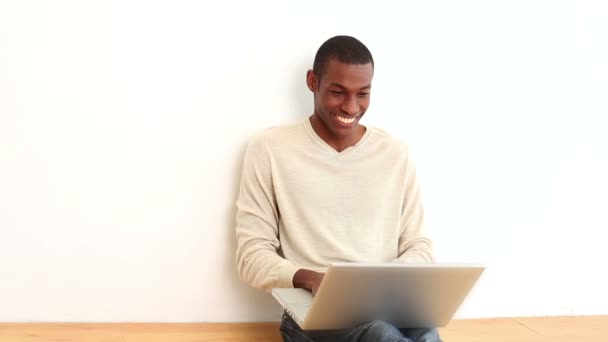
[[272, 262, 484, 330]]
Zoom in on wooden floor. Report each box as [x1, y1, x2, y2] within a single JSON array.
[[0, 316, 606, 341]]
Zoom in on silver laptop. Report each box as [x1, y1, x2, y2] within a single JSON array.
[[272, 262, 484, 330]]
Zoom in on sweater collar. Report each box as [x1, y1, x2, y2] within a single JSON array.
[[303, 116, 372, 158]]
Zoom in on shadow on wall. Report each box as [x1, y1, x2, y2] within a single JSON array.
[[221, 61, 311, 322], [290, 58, 313, 121]]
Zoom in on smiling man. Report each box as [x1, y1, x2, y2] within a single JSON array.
[[307, 54, 372, 153], [235, 36, 441, 342]]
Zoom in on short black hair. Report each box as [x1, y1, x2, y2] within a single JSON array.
[[312, 35, 374, 79]]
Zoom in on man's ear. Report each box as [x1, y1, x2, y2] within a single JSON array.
[[306, 69, 318, 92]]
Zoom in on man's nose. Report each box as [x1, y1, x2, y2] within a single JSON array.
[[341, 96, 359, 116]]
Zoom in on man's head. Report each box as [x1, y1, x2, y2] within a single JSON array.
[[312, 35, 374, 81], [307, 36, 374, 151]]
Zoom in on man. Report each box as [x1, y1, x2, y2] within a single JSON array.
[[235, 35, 442, 342]]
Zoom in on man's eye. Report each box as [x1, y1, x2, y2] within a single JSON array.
[[358, 93, 369, 97], [331, 91, 344, 95]]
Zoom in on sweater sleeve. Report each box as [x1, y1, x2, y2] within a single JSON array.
[[393, 147, 434, 264], [235, 136, 299, 292]]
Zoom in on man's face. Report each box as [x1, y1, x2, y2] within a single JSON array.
[[308, 58, 373, 142]]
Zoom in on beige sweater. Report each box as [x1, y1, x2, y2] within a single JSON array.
[[235, 118, 433, 292]]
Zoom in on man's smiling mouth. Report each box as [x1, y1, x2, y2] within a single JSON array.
[[335, 115, 356, 124]]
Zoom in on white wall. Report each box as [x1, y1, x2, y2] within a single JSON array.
[[1, 0, 606, 322]]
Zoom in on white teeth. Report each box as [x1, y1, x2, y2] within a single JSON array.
[[336, 115, 356, 124]]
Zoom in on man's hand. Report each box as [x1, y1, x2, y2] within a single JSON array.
[[293, 269, 324, 296]]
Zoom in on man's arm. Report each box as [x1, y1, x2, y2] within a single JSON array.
[[235, 136, 299, 291], [394, 147, 434, 264]]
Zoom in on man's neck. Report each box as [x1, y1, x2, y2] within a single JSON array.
[[309, 115, 366, 153]]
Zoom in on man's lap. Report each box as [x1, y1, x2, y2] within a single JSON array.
[[280, 312, 442, 342]]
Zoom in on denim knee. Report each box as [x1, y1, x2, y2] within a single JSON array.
[[360, 320, 410, 342]]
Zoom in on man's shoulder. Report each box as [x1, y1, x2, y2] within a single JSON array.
[[367, 126, 411, 156], [255, 120, 303, 140], [247, 119, 306, 152]]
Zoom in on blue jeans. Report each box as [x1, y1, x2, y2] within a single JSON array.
[[280, 312, 443, 342]]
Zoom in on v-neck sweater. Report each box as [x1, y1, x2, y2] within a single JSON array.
[[235, 118, 433, 291]]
